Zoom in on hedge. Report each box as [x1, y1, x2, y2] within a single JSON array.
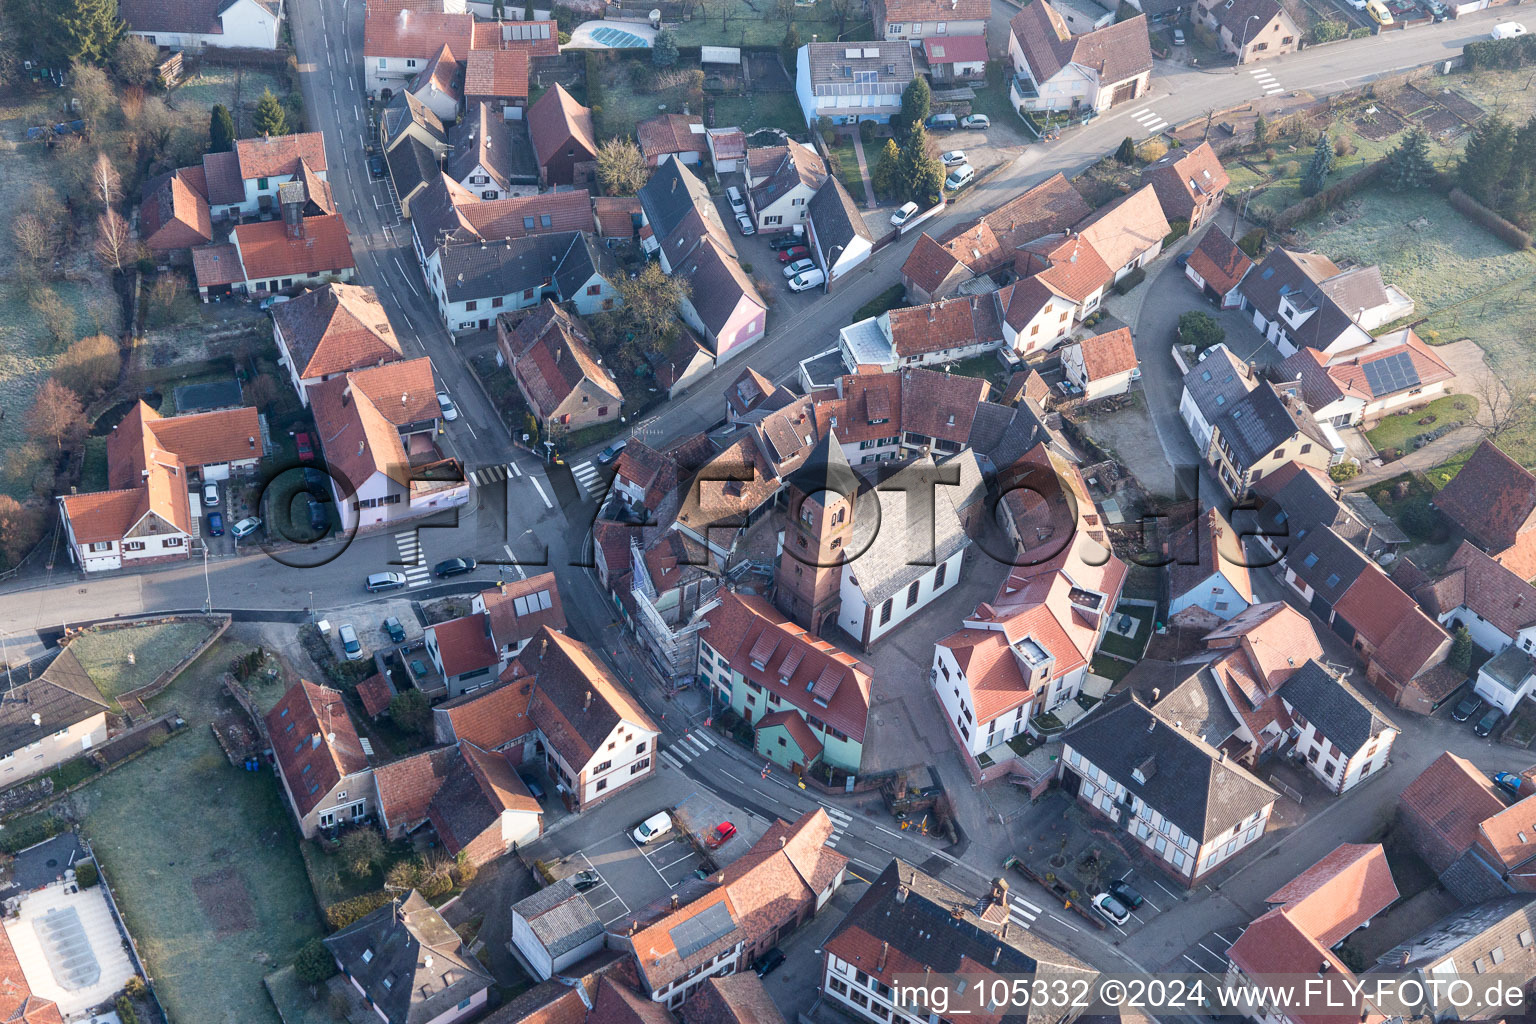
[[0, 816, 67, 855], [1463, 34, 1536, 69], [324, 890, 395, 930], [1163, 217, 1189, 246], [1113, 266, 1146, 294], [1269, 157, 1386, 230], [1448, 188, 1533, 249]]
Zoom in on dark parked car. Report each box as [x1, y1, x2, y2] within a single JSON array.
[[306, 497, 328, 533], [383, 616, 407, 644], [433, 557, 477, 578], [1476, 706, 1505, 738], [368, 153, 386, 178], [1107, 879, 1144, 910], [520, 774, 546, 800], [569, 869, 602, 891], [768, 234, 805, 252], [754, 949, 786, 977], [207, 511, 224, 537], [1453, 691, 1484, 722]]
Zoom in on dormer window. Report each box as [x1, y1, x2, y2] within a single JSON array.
[[362, 950, 374, 963]]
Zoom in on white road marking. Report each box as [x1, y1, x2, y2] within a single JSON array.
[[1183, 954, 1209, 971], [1049, 914, 1080, 932], [394, 257, 421, 295], [510, 462, 522, 477], [502, 544, 526, 580], [530, 477, 554, 509], [720, 769, 743, 784], [660, 751, 684, 770], [569, 460, 602, 496]]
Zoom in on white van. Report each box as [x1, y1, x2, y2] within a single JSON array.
[[944, 164, 975, 191], [1492, 21, 1528, 38]]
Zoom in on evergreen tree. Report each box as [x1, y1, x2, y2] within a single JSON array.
[[651, 28, 678, 67], [1448, 626, 1473, 674], [910, 160, 945, 207], [209, 104, 236, 153], [1504, 115, 1536, 219], [1384, 127, 1433, 192], [57, 0, 124, 65], [252, 88, 289, 136], [1252, 111, 1269, 150], [871, 138, 900, 198], [1300, 131, 1333, 197], [894, 76, 930, 140], [1114, 136, 1136, 164], [1459, 114, 1515, 209], [524, 0, 534, 19]]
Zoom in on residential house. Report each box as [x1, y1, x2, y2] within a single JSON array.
[[227, 132, 330, 218], [514, 627, 660, 811], [510, 879, 606, 981], [837, 294, 1005, 372], [1008, 3, 1152, 113], [0, 927, 62, 1023], [408, 164, 591, 264], [382, 93, 450, 218], [374, 739, 542, 865], [922, 35, 989, 81], [1277, 660, 1397, 794], [806, 178, 875, 289], [1184, 226, 1252, 308], [447, 102, 523, 201], [594, 197, 644, 247], [307, 363, 468, 531], [473, 573, 567, 660], [1413, 539, 1536, 657], [743, 140, 826, 234], [1062, 325, 1139, 398], [678, 975, 785, 1024], [1010, 231, 1115, 329], [1197, 0, 1300, 63], [1264, 843, 1399, 949], [526, 83, 597, 187], [270, 282, 404, 403], [1241, 246, 1415, 358], [463, 48, 530, 120], [1194, 600, 1326, 764], [637, 113, 709, 167], [1281, 328, 1454, 428], [700, 590, 874, 774], [192, 210, 358, 300], [899, 173, 1090, 302], [405, 43, 462, 123], [1472, 645, 1536, 715], [433, 227, 616, 334], [1050, 0, 1116, 35], [706, 128, 748, 174], [638, 158, 767, 359], [1076, 183, 1170, 281], [612, 888, 745, 1009], [431, 675, 537, 754], [139, 167, 213, 253], [363, 3, 475, 96], [820, 860, 1095, 1024], [0, 647, 110, 785], [724, 367, 796, 427], [501, 301, 623, 434], [872, 0, 989, 41], [1061, 691, 1278, 884], [1397, 752, 1536, 905], [266, 680, 376, 837], [59, 402, 262, 572], [1433, 439, 1536, 582], [1251, 460, 1407, 562], [795, 43, 918, 126], [1203, 382, 1332, 502], [1370, 897, 1536, 1019], [1142, 141, 1230, 231], [1179, 345, 1253, 453], [426, 613, 503, 697], [1166, 507, 1254, 626], [325, 890, 493, 1024], [120, 0, 283, 49]]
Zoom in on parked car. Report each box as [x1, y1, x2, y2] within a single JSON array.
[[891, 201, 920, 227], [306, 497, 328, 533], [1453, 691, 1484, 722], [736, 213, 756, 235], [945, 164, 976, 191], [383, 616, 407, 644], [777, 245, 810, 263], [768, 232, 805, 251], [754, 948, 787, 977], [436, 391, 459, 421], [960, 114, 990, 130], [925, 113, 958, 131], [726, 186, 747, 215], [1427, 0, 1447, 19], [259, 294, 290, 311], [597, 440, 627, 465], [706, 821, 737, 848], [1091, 892, 1130, 926], [1476, 706, 1505, 737], [231, 516, 262, 539], [1172, 26, 1186, 43], [1175, 251, 1190, 269], [632, 811, 672, 844], [207, 511, 224, 537], [295, 432, 314, 462], [338, 623, 364, 661], [202, 481, 220, 507], [941, 150, 967, 166], [1366, 0, 1393, 25], [788, 268, 826, 292], [1492, 20, 1528, 37], [433, 556, 477, 577], [365, 571, 409, 592], [569, 869, 602, 891], [368, 153, 386, 178], [520, 774, 547, 801], [1107, 879, 1144, 910], [1493, 771, 1524, 799], [783, 258, 817, 279]]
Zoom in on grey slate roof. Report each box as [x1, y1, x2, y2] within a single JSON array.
[[1276, 660, 1392, 756], [512, 879, 605, 957], [386, 137, 440, 203], [1240, 248, 1365, 354], [1181, 346, 1253, 423], [1061, 691, 1278, 843], [1211, 383, 1317, 470], [1372, 896, 1536, 972], [802, 41, 916, 88], [1285, 527, 1370, 607], [807, 177, 873, 253], [439, 231, 610, 303], [323, 891, 493, 1024], [1154, 663, 1241, 750], [383, 90, 447, 149], [0, 648, 110, 757], [785, 430, 860, 499], [846, 455, 972, 606], [446, 102, 512, 191], [639, 157, 719, 248], [1256, 467, 1343, 543]]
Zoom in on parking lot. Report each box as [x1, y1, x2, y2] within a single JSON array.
[[1171, 924, 1246, 974]]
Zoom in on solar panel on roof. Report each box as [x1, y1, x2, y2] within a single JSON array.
[[670, 901, 736, 960], [1361, 350, 1420, 396]]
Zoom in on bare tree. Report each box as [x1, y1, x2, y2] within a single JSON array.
[[94, 209, 133, 270], [91, 151, 121, 208], [828, 0, 859, 33], [11, 214, 56, 271], [26, 379, 87, 451], [1474, 370, 1531, 437], [70, 62, 114, 125]]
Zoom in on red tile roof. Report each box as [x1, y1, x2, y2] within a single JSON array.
[[474, 19, 560, 57], [464, 47, 529, 99], [1077, 326, 1137, 380], [637, 113, 708, 163], [1203, 601, 1322, 693], [235, 131, 328, 179], [479, 573, 567, 650], [233, 214, 356, 282], [374, 746, 458, 830], [518, 628, 658, 770], [1332, 563, 1449, 685], [1016, 232, 1114, 303], [430, 613, 500, 678], [921, 35, 989, 64], [436, 676, 536, 749], [936, 629, 1033, 723], [271, 282, 402, 380], [0, 925, 63, 1024], [140, 168, 213, 251], [1186, 226, 1252, 297], [345, 357, 438, 426], [1143, 141, 1230, 222], [461, 190, 596, 239], [357, 674, 395, 717], [265, 680, 369, 817], [1227, 910, 1384, 1024], [1077, 184, 1170, 272], [527, 83, 597, 169], [1265, 843, 1399, 948], [1323, 329, 1453, 400], [1421, 540, 1536, 638], [308, 372, 413, 490], [1434, 439, 1536, 553], [1398, 752, 1507, 873], [884, 295, 1003, 359], [880, 0, 989, 22], [507, 301, 623, 421], [755, 709, 824, 763], [192, 241, 243, 288], [364, 2, 474, 59]]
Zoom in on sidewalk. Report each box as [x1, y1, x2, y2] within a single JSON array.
[[849, 132, 878, 208]]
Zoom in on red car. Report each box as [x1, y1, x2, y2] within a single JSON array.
[[705, 821, 737, 849], [777, 246, 810, 263], [295, 432, 314, 462]]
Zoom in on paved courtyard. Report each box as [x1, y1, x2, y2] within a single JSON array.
[[5, 881, 137, 1016]]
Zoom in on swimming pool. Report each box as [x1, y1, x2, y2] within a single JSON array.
[[589, 25, 651, 46]]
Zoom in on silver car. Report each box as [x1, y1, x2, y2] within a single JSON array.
[[338, 623, 364, 661], [436, 391, 458, 421], [783, 258, 816, 279], [736, 212, 756, 236]]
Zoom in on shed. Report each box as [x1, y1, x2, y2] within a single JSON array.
[[701, 45, 742, 64]]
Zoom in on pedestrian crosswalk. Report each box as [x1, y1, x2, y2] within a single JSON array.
[[393, 530, 432, 588], [571, 460, 602, 497], [659, 730, 719, 769], [1009, 895, 1043, 930], [1130, 106, 1169, 135], [1250, 67, 1284, 96], [822, 806, 852, 848], [470, 463, 518, 487]]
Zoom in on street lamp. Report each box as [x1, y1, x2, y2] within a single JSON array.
[[1236, 14, 1261, 67], [201, 546, 212, 615]]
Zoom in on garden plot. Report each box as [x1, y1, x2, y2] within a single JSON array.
[[65, 619, 223, 706], [165, 64, 283, 137]]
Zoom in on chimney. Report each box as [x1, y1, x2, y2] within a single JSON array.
[[877, 942, 889, 972], [895, 886, 908, 905], [1147, 718, 1156, 733], [539, 638, 548, 660], [670, 893, 680, 910], [1218, 749, 1227, 762], [583, 690, 593, 712], [1151, 686, 1160, 703], [992, 946, 1001, 966], [424, 955, 433, 970], [282, 195, 304, 239]]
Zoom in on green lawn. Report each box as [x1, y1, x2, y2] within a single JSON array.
[[66, 619, 223, 703], [1090, 654, 1134, 683], [667, 3, 867, 47], [69, 637, 322, 1024], [710, 91, 808, 137], [1365, 395, 1478, 454], [852, 284, 908, 322], [825, 138, 863, 198], [1098, 603, 1153, 661]]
